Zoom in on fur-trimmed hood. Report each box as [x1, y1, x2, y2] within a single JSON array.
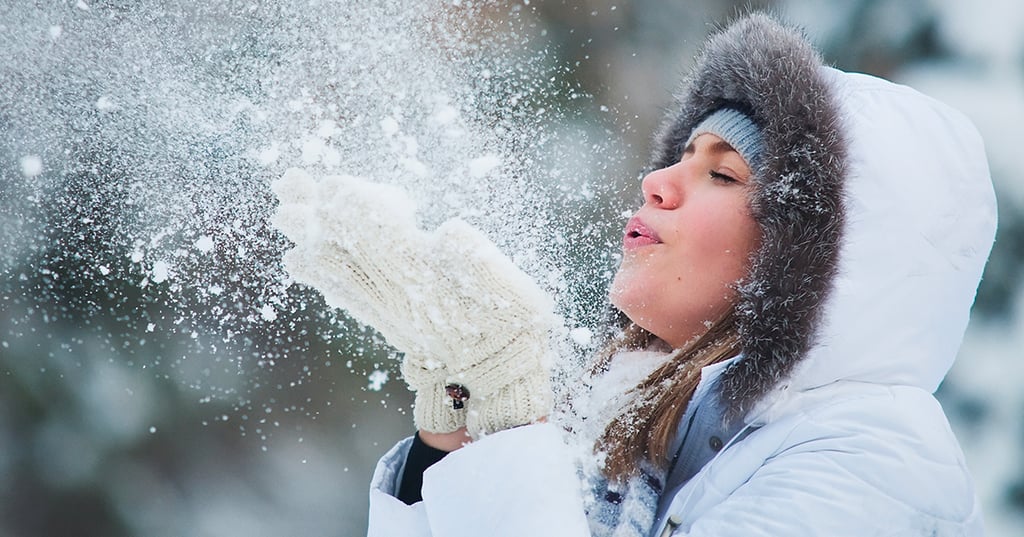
[[652, 14, 997, 420]]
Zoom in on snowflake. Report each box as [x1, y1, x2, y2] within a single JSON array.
[[367, 369, 389, 392]]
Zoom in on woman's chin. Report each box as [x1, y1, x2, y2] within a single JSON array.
[[607, 277, 634, 314], [609, 289, 652, 331]]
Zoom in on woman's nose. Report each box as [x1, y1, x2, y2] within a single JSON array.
[[641, 166, 682, 209]]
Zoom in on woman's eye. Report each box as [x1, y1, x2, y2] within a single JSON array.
[[709, 170, 739, 184]]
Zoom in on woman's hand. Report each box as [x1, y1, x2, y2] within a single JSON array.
[[271, 168, 560, 439]]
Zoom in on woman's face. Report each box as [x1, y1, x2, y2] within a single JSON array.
[[610, 133, 760, 348]]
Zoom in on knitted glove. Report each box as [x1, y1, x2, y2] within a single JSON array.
[[271, 168, 558, 439]]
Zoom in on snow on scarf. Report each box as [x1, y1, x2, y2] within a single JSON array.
[[566, 349, 672, 537]]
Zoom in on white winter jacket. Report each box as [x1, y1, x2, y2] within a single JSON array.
[[366, 15, 996, 537]]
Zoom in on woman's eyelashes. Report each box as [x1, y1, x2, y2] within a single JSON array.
[[709, 170, 740, 184]]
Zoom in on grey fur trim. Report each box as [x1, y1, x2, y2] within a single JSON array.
[[651, 14, 848, 415]]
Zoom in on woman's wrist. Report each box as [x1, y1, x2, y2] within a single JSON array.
[[419, 427, 472, 452]]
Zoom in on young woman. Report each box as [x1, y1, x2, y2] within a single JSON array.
[[273, 13, 996, 537]]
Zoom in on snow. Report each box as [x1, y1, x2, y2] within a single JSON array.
[[151, 261, 170, 283], [194, 235, 214, 253], [299, 137, 326, 164], [380, 117, 400, 136], [320, 147, 341, 168], [316, 120, 338, 139], [298, 136, 341, 167], [257, 143, 281, 165], [259, 305, 277, 322], [367, 370, 389, 391], [19, 154, 42, 177], [400, 157, 428, 176], [430, 104, 459, 125], [467, 154, 502, 178], [95, 96, 115, 111], [569, 326, 593, 347], [9, 0, 1016, 535]]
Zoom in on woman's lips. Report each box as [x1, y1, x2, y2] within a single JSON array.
[[623, 216, 661, 250]]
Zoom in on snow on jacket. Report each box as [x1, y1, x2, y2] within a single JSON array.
[[366, 14, 996, 537]]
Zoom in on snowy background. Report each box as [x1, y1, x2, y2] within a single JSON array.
[[1, 1, 1021, 536]]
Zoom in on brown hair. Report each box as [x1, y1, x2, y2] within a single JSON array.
[[595, 309, 741, 483]]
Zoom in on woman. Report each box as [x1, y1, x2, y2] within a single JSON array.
[[273, 13, 996, 537]]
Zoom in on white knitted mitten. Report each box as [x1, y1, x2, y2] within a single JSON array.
[[272, 168, 558, 439]]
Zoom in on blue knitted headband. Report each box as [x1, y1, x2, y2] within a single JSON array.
[[685, 108, 764, 171]]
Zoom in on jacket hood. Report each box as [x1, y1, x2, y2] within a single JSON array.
[[652, 14, 997, 417]]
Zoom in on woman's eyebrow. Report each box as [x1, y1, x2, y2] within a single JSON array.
[[684, 138, 738, 156], [706, 139, 738, 155]]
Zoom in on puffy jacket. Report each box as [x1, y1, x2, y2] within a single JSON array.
[[366, 13, 996, 537]]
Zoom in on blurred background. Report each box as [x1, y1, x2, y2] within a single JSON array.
[[1, 1, 1021, 535]]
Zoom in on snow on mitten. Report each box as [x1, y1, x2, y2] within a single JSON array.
[[274, 170, 466, 432], [272, 169, 429, 352], [271, 169, 559, 439]]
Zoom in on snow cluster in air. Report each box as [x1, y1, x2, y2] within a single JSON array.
[[0, 0, 626, 445], [259, 305, 278, 322], [569, 326, 594, 347], [19, 155, 43, 177], [0, 4, 648, 536], [367, 370, 389, 392]]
